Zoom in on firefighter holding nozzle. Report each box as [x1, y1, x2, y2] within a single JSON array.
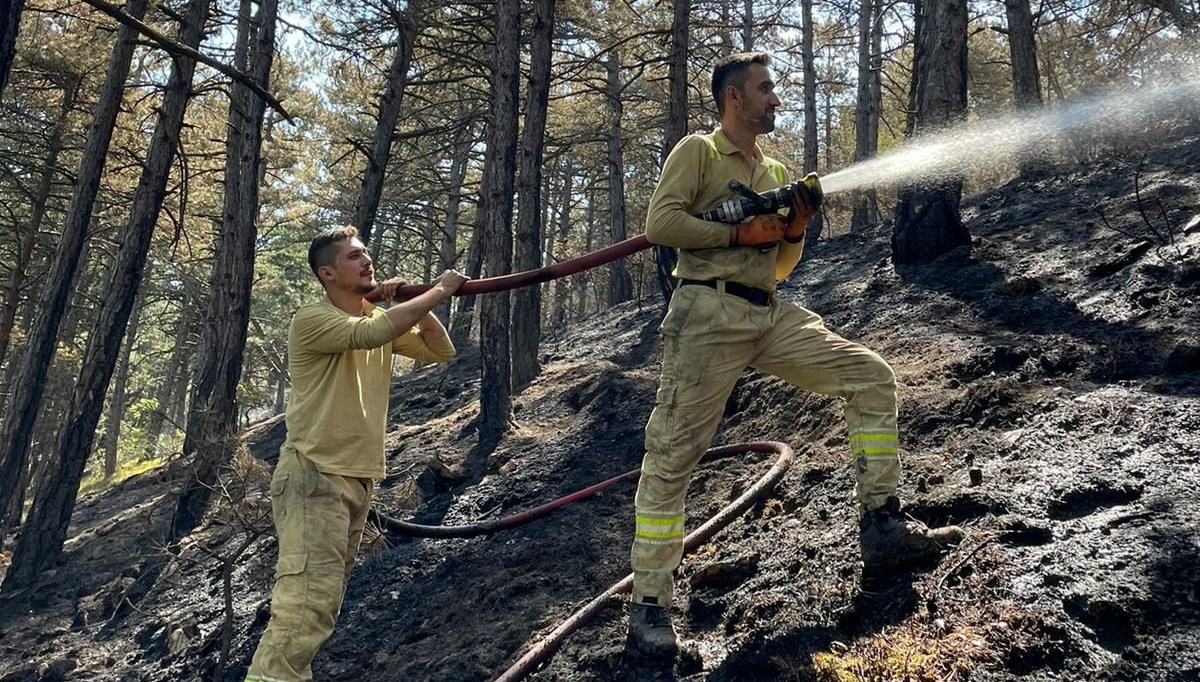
[[627, 52, 964, 657]]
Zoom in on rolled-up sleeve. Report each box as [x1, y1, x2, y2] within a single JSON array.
[[291, 305, 396, 353], [645, 136, 731, 250], [393, 327, 457, 363]]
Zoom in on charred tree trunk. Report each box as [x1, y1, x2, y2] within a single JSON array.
[[851, 0, 881, 233], [352, 0, 423, 245], [170, 0, 277, 543], [605, 50, 632, 307], [2, 0, 211, 593], [655, 0, 690, 303], [892, 0, 969, 266], [0, 0, 23, 97], [800, 0, 821, 239], [511, 0, 555, 394], [742, 0, 754, 51], [0, 0, 148, 546], [1004, 0, 1044, 175], [477, 0, 519, 443]]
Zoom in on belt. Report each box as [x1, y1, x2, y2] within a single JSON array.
[[680, 279, 771, 306]]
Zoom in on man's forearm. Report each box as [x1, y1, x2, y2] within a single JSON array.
[[383, 286, 454, 336]]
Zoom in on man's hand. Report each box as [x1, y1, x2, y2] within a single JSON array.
[[373, 276, 408, 302], [732, 214, 786, 247], [784, 173, 823, 243], [434, 269, 469, 295]]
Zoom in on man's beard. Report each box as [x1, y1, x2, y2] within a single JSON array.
[[353, 282, 374, 294]]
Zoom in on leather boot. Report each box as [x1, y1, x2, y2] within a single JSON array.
[[860, 496, 963, 572], [627, 602, 677, 657]]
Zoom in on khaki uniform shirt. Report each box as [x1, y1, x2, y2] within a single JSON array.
[[645, 129, 803, 292], [282, 299, 456, 479]]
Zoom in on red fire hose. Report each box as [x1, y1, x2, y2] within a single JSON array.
[[372, 441, 795, 682], [366, 234, 796, 680], [365, 234, 654, 303]]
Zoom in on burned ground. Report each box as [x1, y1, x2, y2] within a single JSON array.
[[1, 129, 1198, 682]]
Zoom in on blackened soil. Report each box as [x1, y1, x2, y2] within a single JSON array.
[[2, 129, 1199, 682]]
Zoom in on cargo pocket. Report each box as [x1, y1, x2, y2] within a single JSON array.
[[269, 473, 290, 499], [659, 287, 699, 337], [275, 552, 308, 579]]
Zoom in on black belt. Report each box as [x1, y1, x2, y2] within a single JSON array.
[[680, 279, 771, 306]]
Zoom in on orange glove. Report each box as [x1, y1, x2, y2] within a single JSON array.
[[731, 213, 786, 247], [783, 172, 823, 243]]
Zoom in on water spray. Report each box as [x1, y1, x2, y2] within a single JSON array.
[[821, 71, 1200, 196]]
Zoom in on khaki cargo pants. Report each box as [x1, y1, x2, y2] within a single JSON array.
[[244, 448, 372, 682], [631, 283, 901, 607]]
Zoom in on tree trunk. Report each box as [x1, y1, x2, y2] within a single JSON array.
[[0, 75, 79, 372], [2, 0, 211, 593], [742, 0, 753, 51], [143, 299, 195, 459], [1004, 0, 1043, 175], [511, 0, 555, 394], [477, 0, 519, 443], [0, 0, 23, 98], [655, 0, 690, 302], [352, 0, 424, 245], [851, 0, 880, 233], [800, 0, 823, 240], [170, 0, 277, 544], [450, 222, 482, 347], [892, 0, 970, 266], [549, 168, 573, 330], [436, 127, 470, 325], [905, 0, 925, 137], [0, 0, 148, 546], [605, 50, 632, 307], [101, 292, 142, 478]]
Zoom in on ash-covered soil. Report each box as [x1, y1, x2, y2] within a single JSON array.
[[2, 129, 1199, 682]]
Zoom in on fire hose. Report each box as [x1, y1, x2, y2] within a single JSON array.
[[360, 228, 807, 679]]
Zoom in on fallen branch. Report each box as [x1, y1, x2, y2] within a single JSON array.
[[79, 0, 293, 122]]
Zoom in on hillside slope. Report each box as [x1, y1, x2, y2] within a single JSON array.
[[1, 129, 1198, 682]]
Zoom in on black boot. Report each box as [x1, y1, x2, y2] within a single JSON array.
[[860, 496, 963, 572], [627, 602, 677, 657]]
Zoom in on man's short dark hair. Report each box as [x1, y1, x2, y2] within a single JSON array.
[[712, 52, 771, 116], [308, 226, 359, 278]]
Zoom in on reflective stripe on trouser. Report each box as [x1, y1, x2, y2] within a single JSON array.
[[631, 285, 900, 607], [244, 448, 372, 682]]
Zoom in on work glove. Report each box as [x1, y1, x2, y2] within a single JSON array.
[[731, 213, 786, 247], [783, 172, 823, 243]]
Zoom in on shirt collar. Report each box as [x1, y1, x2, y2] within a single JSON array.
[[713, 128, 764, 161]]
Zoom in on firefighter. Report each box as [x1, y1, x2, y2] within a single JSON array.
[[244, 227, 466, 682], [627, 52, 963, 657]]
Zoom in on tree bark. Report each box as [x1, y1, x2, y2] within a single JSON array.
[[511, 0, 555, 394], [655, 0, 690, 302], [101, 292, 142, 478], [477, 0, 520, 443], [549, 167, 573, 330], [3, 0, 211, 593], [170, 0, 277, 543], [742, 0, 753, 51], [352, 0, 424, 245], [800, 0, 823, 240], [450, 221, 483, 347], [0, 0, 148, 547], [892, 0, 970, 266], [851, 0, 881, 233], [143, 298, 196, 459], [0, 0, 23, 98], [605, 50, 632, 307], [1004, 0, 1043, 175]]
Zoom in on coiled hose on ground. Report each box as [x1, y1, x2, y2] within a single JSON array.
[[366, 235, 798, 681]]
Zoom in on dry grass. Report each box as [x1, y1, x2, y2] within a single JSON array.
[[805, 622, 993, 682]]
